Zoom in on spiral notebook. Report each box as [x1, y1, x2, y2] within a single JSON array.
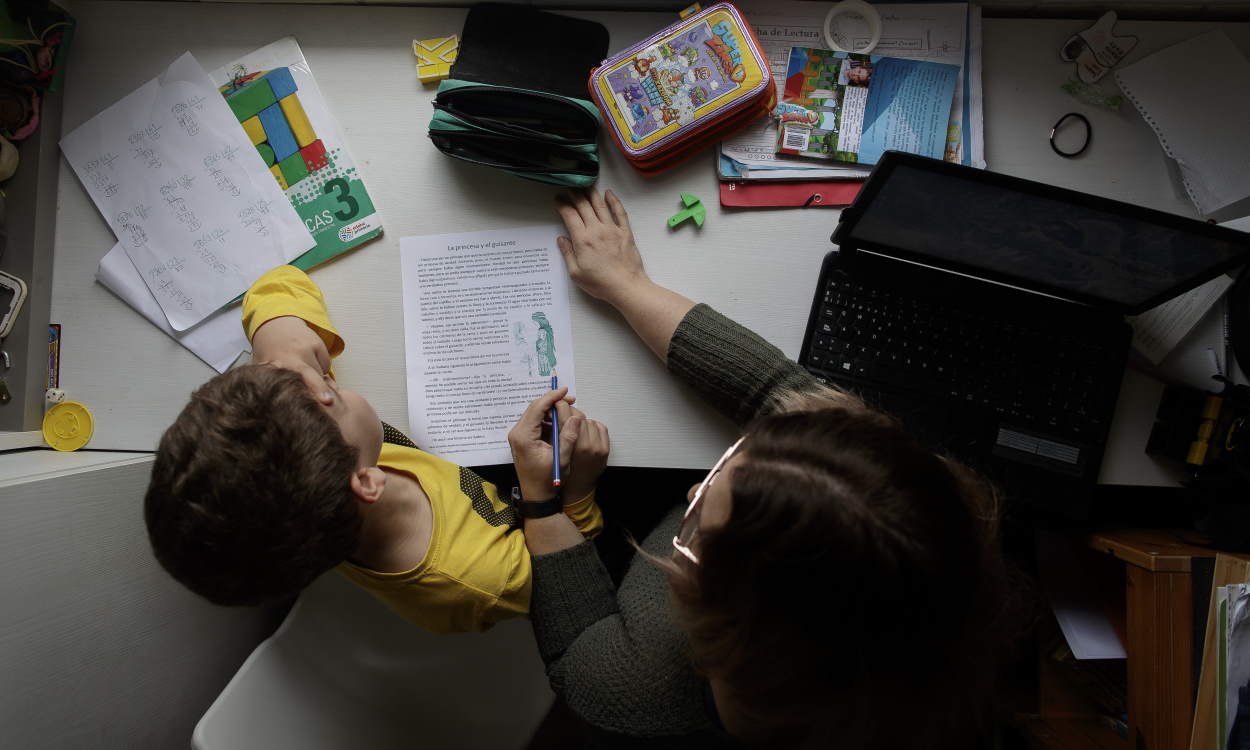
[[1115, 31, 1250, 216]]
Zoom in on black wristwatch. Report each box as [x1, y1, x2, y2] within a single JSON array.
[[511, 486, 563, 519]]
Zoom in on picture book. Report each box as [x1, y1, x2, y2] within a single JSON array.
[[775, 47, 959, 166], [212, 37, 382, 270]]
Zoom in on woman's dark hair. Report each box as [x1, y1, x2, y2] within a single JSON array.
[[670, 403, 1013, 750]]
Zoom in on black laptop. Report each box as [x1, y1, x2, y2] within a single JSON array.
[[799, 152, 1250, 513]]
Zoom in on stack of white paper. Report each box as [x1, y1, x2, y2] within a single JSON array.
[[1116, 31, 1250, 216], [61, 52, 314, 370]]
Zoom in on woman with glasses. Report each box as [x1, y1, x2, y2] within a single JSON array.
[[507, 189, 1012, 750]]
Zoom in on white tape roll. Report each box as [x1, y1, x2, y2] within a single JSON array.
[[823, 0, 883, 55]]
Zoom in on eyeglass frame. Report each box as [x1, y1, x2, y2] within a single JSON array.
[[672, 436, 746, 564]]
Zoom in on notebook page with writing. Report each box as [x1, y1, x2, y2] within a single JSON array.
[[1115, 31, 1250, 215]]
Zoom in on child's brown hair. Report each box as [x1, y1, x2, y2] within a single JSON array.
[[145, 364, 361, 605]]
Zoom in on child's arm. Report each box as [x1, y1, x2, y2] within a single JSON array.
[[559, 412, 609, 539], [243, 266, 347, 400]]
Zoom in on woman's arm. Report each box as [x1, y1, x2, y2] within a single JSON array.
[[555, 189, 857, 426], [555, 190, 694, 361]]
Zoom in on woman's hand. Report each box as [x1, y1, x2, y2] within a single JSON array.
[[251, 316, 334, 404], [555, 189, 651, 306], [508, 388, 582, 502], [554, 188, 695, 362], [560, 410, 610, 504]]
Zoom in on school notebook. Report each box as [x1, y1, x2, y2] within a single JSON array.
[[1115, 31, 1250, 216]]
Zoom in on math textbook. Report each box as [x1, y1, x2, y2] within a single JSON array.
[[775, 47, 959, 166], [212, 37, 382, 269]]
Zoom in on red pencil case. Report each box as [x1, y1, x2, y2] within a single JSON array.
[[588, 3, 773, 175]]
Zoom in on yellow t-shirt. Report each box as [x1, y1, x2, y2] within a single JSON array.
[[242, 265, 603, 633]]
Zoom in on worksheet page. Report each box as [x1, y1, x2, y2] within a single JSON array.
[[61, 52, 312, 330], [400, 226, 577, 465]]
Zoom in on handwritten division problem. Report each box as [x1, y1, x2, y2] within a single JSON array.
[[61, 52, 312, 331]]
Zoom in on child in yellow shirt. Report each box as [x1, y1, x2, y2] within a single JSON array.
[[144, 265, 604, 633]]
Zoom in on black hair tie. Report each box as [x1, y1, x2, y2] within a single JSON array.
[[1050, 112, 1091, 158]]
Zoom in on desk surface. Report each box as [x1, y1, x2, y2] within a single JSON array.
[[49, 2, 1250, 482]]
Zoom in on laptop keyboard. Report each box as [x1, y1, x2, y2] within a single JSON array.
[[805, 271, 1113, 442]]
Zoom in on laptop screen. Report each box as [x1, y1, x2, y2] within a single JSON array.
[[841, 160, 1250, 312]]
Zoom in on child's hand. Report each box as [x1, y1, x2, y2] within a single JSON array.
[[508, 388, 582, 502], [252, 316, 334, 405], [560, 407, 609, 504]]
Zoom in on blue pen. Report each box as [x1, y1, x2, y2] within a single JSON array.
[[550, 372, 561, 487]]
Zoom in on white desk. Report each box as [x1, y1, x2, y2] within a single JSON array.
[[49, 3, 1250, 483]]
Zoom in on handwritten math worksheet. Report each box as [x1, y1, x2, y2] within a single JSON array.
[[61, 52, 312, 331]]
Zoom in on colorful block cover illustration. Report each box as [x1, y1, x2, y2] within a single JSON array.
[[213, 37, 382, 270], [775, 48, 959, 166], [592, 5, 767, 151]]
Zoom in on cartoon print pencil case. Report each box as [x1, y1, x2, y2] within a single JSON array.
[[427, 4, 608, 187], [588, 2, 773, 175]]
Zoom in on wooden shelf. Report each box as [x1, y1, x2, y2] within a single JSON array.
[[1014, 715, 1127, 750], [1016, 529, 1217, 750]]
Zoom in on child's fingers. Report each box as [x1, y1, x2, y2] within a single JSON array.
[[594, 419, 610, 454], [585, 419, 609, 456], [559, 414, 584, 460], [519, 388, 570, 434], [553, 398, 574, 429], [290, 363, 333, 404]]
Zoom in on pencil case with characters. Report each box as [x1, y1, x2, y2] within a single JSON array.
[[428, 4, 608, 187], [588, 2, 772, 175]]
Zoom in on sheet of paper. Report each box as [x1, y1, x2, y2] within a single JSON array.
[[1115, 31, 1250, 215], [60, 52, 313, 331], [725, 2, 968, 169], [400, 226, 577, 466], [1131, 274, 1235, 365], [1036, 530, 1126, 660], [96, 243, 250, 373]]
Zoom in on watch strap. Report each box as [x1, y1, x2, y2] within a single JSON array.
[[511, 486, 563, 519]]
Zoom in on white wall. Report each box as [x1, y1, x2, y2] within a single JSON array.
[[0, 451, 286, 749]]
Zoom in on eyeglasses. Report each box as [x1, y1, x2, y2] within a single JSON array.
[[673, 436, 745, 565]]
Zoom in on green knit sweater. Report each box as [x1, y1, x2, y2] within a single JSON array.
[[528, 304, 818, 748]]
